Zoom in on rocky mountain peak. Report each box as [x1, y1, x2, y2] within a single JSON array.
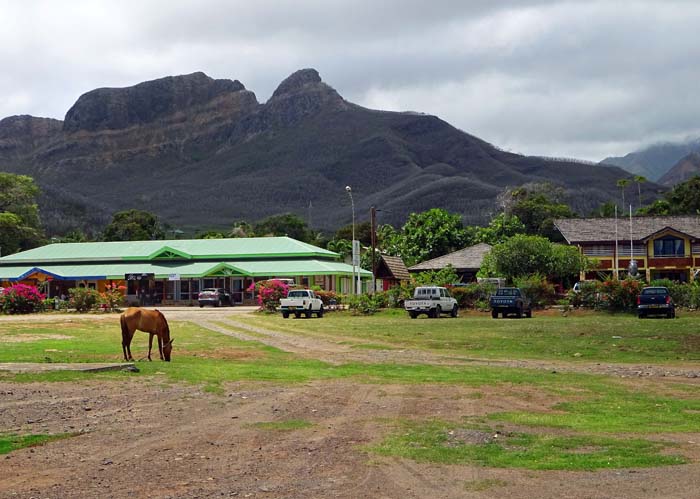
[[271, 68, 323, 99], [0, 115, 62, 139], [63, 72, 250, 133]]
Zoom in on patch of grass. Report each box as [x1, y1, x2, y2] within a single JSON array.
[[491, 387, 700, 433], [0, 433, 73, 454], [248, 419, 313, 431], [370, 420, 686, 470], [2, 316, 699, 439], [239, 310, 700, 364]]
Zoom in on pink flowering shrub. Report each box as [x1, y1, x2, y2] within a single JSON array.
[[0, 284, 46, 314], [99, 283, 127, 312], [248, 279, 289, 312]]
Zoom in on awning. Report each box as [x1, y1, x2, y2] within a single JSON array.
[[0, 260, 372, 281]]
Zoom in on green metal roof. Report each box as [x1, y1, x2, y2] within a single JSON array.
[[0, 237, 338, 264], [0, 260, 371, 281]]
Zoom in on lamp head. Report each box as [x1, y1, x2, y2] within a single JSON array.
[[345, 186, 351, 192]]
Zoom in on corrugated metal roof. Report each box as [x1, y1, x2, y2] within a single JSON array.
[[409, 243, 492, 272], [378, 255, 411, 280], [0, 260, 371, 281], [0, 237, 337, 264], [554, 216, 700, 244]]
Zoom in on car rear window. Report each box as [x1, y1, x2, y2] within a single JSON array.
[[641, 288, 668, 295], [496, 288, 519, 296]]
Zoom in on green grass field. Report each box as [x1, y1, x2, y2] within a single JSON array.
[[1, 312, 699, 470], [238, 309, 700, 364]]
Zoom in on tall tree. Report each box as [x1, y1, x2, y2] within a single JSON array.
[[102, 210, 166, 241], [335, 221, 372, 246], [664, 175, 700, 214], [252, 213, 315, 243], [479, 234, 587, 282], [388, 208, 468, 267], [0, 173, 45, 254], [633, 175, 647, 210], [617, 178, 630, 210], [508, 185, 575, 241]]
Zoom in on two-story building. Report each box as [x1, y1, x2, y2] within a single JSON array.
[[554, 216, 700, 282]]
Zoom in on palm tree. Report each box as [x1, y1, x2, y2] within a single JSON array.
[[633, 175, 647, 210], [617, 178, 630, 210]]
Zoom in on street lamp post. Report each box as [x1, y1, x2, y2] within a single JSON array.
[[346, 186, 358, 295]]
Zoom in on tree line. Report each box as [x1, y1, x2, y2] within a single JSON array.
[[3, 172, 700, 278]]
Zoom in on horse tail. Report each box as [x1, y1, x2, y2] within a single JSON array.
[[120, 313, 129, 344]]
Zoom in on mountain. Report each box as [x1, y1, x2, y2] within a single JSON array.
[[0, 69, 662, 235], [658, 152, 700, 186], [601, 138, 700, 182]]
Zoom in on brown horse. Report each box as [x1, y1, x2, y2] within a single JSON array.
[[120, 307, 173, 362]]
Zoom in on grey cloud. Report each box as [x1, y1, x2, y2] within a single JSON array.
[[0, 0, 698, 160]]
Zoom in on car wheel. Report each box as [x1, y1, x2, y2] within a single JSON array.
[[305, 308, 312, 319], [525, 309, 532, 318], [516, 305, 522, 318], [317, 307, 324, 318], [491, 310, 498, 319], [434, 306, 441, 318], [294, 312, 301, 319], [638, 312, 645, 319], [282, 311, 289, 319], [409, 312, 418, 319], [668, 310, 675, 319], [451, 305, 458, 318], [199, 304, 204, 308]]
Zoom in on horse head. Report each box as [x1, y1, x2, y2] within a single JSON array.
[[163, 338, 174, 361], [157, 310, 173, 362]]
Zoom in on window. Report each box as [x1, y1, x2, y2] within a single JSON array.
[[654, 237, 684, 257]]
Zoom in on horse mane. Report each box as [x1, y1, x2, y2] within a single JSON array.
[[154, 309, 170, 339]]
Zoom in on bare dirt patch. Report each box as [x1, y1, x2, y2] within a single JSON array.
[[0, 333, 73, 343], [1, 379, 699, 499]]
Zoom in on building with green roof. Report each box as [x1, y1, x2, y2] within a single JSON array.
[[0, 237, 371, 304]]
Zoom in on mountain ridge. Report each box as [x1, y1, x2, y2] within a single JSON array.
[[601, 138, 700, 183], [0, 69, 660, 235]]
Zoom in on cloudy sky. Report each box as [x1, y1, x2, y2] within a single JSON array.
[[1, 0, 698, 161]]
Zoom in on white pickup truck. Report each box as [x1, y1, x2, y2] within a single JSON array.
[[280, 289, 324, 319], [404, 286, 458, 319]]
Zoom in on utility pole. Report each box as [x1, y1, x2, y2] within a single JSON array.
[[370, 206, 377, 294]]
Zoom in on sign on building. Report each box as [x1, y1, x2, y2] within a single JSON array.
[[125, 273, 154, 281]]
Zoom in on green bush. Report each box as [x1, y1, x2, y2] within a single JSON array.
[[385, 283, 415, 308], [569, 281, 603, 309], [347, 294, 383, 315], [450, 282, 496, 309], [314, 289, 340, 306], [69, 287, 101, 312], [513, 274, 556, 308]]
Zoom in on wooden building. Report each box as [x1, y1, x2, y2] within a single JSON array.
[[554, 216, 700, 282], [408, 243, 492, 282]]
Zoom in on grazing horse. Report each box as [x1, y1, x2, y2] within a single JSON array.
[[120, 307, 173, 362]]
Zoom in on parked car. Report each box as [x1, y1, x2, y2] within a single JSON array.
[[280, 289, 324, 318], [404, 286, 458, 319], [198, 288, 232, 307], [489, 287, 532, 318], [637, 286, 675, 318]]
